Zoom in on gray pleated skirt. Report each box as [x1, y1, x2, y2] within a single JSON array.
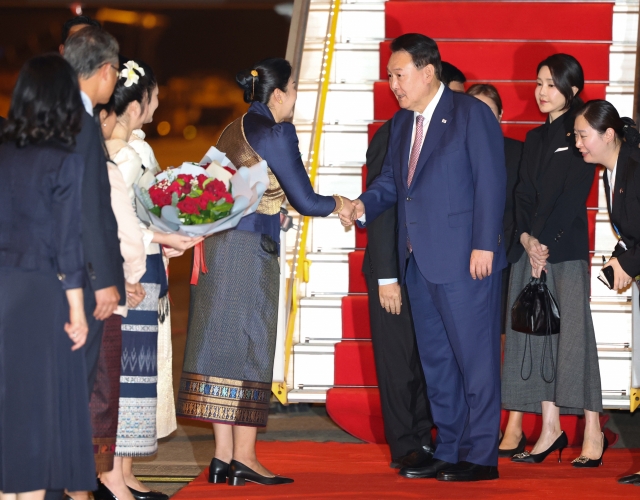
[[502, 254, 602, 414], [176, 230, 279, 427]]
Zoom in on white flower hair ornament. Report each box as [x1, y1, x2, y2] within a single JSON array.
[[120, 61, 145, 88]]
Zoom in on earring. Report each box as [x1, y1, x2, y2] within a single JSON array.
[[278, 100, 283, 104], [102, 123, 107, 127]]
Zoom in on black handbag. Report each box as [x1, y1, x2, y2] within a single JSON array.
[[511, 271, 560, 383]]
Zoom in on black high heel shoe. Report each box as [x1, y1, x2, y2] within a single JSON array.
[[572, 432, 608, 468], [511, 431, 568, 463], [93, 479, 117, 500], [227, 460, 294, 486], [498, 433, 527, 458], [209, 457, 229, 483]]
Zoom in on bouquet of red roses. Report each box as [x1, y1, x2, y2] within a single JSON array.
[[147, 172, 234, 225], [135, 147, 269, 237]]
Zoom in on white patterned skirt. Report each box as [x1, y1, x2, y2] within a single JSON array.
[[115, 254, 164, 457]]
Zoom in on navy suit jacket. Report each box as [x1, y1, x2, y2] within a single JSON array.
[[359, 86, 507, 284]]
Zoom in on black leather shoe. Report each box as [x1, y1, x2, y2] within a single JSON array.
[[208, 457, 229, 483], [618, 474, 640, 485], [390, 446, 435, 469], [498, 433, 527, 458], [437, 461, 499, 482], [93, 480, 117, 500], [399, 458, 454, 479], [128, 487, 169, 500], [227, 460, 294, 486]]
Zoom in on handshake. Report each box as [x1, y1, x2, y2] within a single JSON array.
[[333, 195, 365, 227]]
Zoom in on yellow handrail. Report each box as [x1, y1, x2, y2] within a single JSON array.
[[272, 0, 341, 404]]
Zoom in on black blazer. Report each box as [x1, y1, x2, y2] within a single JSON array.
[[510, 110, 595, 264], [362, 121, 398, 281], [604, 141, 640, 277], [75, 110, 125, 302], [503, 137, 524, 254]]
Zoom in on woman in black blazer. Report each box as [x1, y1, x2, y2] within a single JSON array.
[[502, 54, 605, 468], [574, 100, 640, 484], [0, 55, 96, 497]]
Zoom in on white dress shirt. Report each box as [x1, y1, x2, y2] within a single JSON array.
[[376, 83, 445, 286], [80, 91, 93, 116], [607, 160, 617, 208]]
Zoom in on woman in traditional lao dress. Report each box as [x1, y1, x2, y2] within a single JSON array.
[[177, 58, 350, 486]]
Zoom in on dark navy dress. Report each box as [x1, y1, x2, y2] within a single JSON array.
[[0, 141, 96, 492]]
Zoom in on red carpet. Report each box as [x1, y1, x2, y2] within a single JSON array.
[[172, 441, 640, 499]]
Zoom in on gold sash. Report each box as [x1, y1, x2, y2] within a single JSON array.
[[216, 115, 285, 215]]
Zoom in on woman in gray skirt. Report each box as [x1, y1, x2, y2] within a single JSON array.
[[177, 58, 352, 486], [502, 54, 605, 467]]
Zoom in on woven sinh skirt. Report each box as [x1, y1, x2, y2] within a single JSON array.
[[502, 254, 602, 414], [90, 313, 122, 473], [115, 254, 163, 457], [177, 230, 279, 427]]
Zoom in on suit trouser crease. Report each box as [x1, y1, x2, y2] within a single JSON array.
[[405, 254, 502, 466]]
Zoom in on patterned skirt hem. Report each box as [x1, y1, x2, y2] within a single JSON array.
[[176, 372, 270, 427], [93, 437, 116, 473]]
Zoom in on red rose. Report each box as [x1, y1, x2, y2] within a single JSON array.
[[177, 197, 200, 215]]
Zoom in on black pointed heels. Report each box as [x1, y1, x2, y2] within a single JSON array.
[[208, 457, 229, 483], [511, 431, 568, 463], [498, 433, 527, 458], [572, 432, 608, 468], [227, 460, 294, 486]]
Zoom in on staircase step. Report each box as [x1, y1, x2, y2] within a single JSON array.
[[334, 340, 378, 386], [373, 81, 608, 122], [292, 343, 335, 389], [299, 297, 343, 343], [348, 250, 367, 293], [342, 295, 372, 339], [385, 1, 613, 41], [326, 387, 386, 443], [379, 40, 610, 82]]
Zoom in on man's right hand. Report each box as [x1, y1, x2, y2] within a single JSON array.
[[94, 285, 120, 320], [379, 282, 402, 315]]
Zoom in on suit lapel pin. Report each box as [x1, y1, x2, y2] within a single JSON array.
[[442, 119, 447, 123]]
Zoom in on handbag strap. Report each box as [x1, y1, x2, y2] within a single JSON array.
[[540, 288, 557, 383]]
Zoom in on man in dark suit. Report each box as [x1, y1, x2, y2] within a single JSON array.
[[363, 121, 434, 470], [346, 33, 506, 482], [440, 61, 466, 93], [63, 27, 124, 395]]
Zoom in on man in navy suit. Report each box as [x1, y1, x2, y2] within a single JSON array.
[[345, 34, 506, 481]]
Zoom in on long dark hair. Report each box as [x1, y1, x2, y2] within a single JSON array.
[[576, 99, 640, 148], [112, 59, 157, 117], [0, 53, 83, 148], [537, 53, 584, 111], [236, 58, 292, 104]]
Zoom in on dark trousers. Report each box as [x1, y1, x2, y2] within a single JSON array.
[[405, 254, 502, 466], [365, 275, 434, 459], [84, 285, 104, 398]]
